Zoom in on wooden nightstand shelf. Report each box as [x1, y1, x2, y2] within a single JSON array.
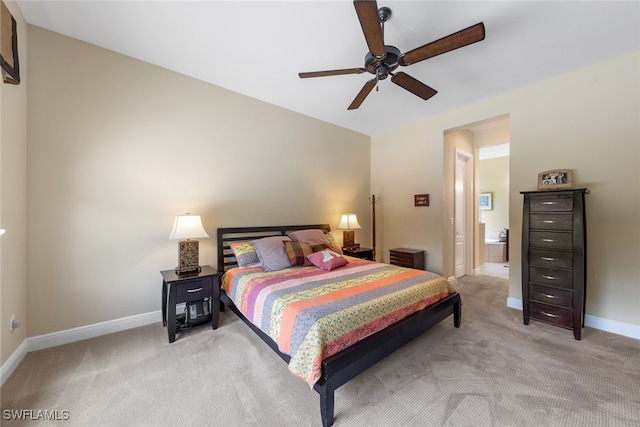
[[342, 247, 374, 261], [389, 248, 425, 270], [161, 265, 220, 343]]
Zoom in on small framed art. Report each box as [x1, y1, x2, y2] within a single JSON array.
[[538, 169, 572, 190], [414, 194, 429, 207], [0, 0, 20, 84], [479, 193, 493, 211]]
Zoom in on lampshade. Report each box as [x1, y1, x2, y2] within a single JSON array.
[[337, 213, 361, 231], [169, 214, 209, 240]]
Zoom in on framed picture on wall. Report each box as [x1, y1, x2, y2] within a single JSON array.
[[0, 0, 20, 84], [414, 194, 429, 206], [479, 192, 493, 211]]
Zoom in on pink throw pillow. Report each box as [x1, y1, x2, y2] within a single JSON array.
[[307, 249, 348, 271]]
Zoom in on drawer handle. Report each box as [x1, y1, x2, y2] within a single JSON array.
[[542, 311, 558, 318], [542, 275, 556, 280], [541, 238, 557, 243], [187, 287, 203, 293], [542, 220, 556, 224], [543, 293, 556, 299], [541, 256, 557, 261], [542, 201, 557, 205]]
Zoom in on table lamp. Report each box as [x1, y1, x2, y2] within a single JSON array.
[[338, 213, 361, 248], [169, 213, 209, 275]]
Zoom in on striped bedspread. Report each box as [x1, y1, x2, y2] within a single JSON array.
[[221, 257, 454, 387]]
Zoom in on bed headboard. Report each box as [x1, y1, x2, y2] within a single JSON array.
[[217, 224, 331, 272]]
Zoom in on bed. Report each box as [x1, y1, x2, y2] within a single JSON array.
[[217, 224, 461, 427]]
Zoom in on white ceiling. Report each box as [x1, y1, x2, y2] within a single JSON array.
[[15, 1, 640, 136]]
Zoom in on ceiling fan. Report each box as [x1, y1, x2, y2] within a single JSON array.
[[299, 0, 485, 110]]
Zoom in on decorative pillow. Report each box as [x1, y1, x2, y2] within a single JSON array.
[[252, 236, 293, 272], [288, 229, 330, 246], [325, 233, 343, 255], [284, 241, 313, 266], [307, 249, 348, 271], [230, 242, 262, 268], [311, 243, 331, 253]]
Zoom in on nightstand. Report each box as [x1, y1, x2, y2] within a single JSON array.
[[161, 265, 219, 343], [389, 248, 425, 270], [343, 247, 374, 261]]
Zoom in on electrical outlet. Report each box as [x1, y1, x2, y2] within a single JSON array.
[[9, 314, 20, 331]]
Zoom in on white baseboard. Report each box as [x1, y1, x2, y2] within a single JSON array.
[[1, 310, 161, 387], [27, 310, 162, 352], [506, 298, 640, 340], [0, 339, 29, 387], [507, 297, 523, 310], [584, 314, 640, 340]]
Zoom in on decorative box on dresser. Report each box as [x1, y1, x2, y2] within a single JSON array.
[[389, 248, 425, 270], [520, 188, 588, 340]]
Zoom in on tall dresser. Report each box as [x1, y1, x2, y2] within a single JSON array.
[[520, 188, 588, 340]]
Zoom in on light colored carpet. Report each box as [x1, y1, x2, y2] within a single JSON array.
[[2, 274, 639, 426]]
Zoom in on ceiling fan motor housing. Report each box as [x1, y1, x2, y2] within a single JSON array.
[[364, 45, 400, 80]]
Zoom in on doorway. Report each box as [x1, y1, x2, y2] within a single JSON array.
[[478, 142, 510, 280], [443, 114, 510, 280]]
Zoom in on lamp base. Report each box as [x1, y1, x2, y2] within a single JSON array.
[[342, 230, 355, 248], [176, 239, 201, 275], [175, 265, 202, 275]]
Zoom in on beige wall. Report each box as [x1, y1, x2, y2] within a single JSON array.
[[25, 26, 370, 337], [479, 156, 509, 240], [371, 51, 640, 328], [0, 1, 28, 365], [370, 120, 452, 270]]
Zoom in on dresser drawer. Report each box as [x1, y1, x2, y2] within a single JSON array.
[[390, 251, 413, 260], [529, 302, 572, 328], [530, 213, 572, 231], [529, 231, 572, 250], [176, 278, 213, 301], [389, 257, 414, 268], [530, 284, 573, 309], [529, 266, 573, 289], [529, 249, 572, 270], [529, 194, 573, 212]]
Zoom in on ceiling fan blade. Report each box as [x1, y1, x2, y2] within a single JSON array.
[[299, 68, 366, 78], [391, 72, 437, 101], [399, 22, 485, 66], [348, 78, 378, 110], [354, 0, 386, 59]]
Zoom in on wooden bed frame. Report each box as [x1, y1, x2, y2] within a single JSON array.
[[217, 224, 461, 427]]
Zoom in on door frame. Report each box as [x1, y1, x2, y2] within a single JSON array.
[[454, 147, 474, 277]]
